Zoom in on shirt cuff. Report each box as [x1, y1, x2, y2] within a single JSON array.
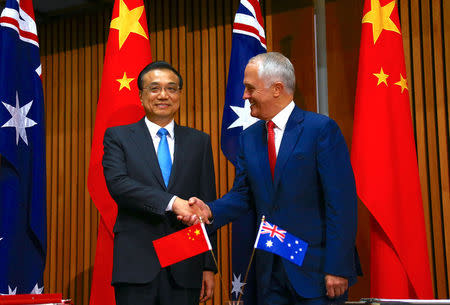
[[165, 196, 177, 211]]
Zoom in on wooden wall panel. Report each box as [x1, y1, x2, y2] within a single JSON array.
[[40, 11, 107, 305], [399, 0, 450, 298], [37, 0, 450, 303]]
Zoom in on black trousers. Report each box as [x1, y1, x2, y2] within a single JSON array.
[[264, 256, 348, 305], [114, 268, 200, 305]]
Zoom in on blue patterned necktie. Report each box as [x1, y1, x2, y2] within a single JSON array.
[[157, 128, 172, 187]]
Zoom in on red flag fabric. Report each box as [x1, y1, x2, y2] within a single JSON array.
[[87, 0, 151, 304], [351, 0, 433, 299], [153, 223, 212, 268], [0, 293, 62, 305]]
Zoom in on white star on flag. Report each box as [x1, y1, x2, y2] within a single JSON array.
[[231, 273, 246, 299], [0, 286, 17, 295], [227, 99, 259, 130], [265, 240, 273, 248], [1, 92, 37, 145], [30, 283, 44, 294]]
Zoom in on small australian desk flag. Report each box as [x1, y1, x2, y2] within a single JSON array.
[[255, 218, 308, 267], [0, 0, 47, 295]]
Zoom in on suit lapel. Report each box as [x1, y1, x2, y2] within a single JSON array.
[[273, 107, 304, 189], [129, 118, 166, 189], [255, 121, 275, 199]]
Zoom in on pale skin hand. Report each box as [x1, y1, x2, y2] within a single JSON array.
[[172, 197, 208, 222], [199, 271, 215, 302], [176, 197, 212, 226], [325, 274, 348, 298]]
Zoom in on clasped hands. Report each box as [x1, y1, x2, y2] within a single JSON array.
[[172, 197, 212, 225]]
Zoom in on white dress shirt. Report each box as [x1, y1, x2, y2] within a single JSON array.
[[144, 117, 176, 211], [267, 101, 296, 156]]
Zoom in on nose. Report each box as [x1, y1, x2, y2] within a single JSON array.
[[158, 88, 169, 98], [242, 88, 250, 100]]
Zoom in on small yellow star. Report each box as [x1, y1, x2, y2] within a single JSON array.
[[373, 67, 389, 86], [110, 0, 148, 49], [194, 229, 200, 236], [395, 74, 408, 93], [362, 0, 400, 44], [116, 72, 135, 91]]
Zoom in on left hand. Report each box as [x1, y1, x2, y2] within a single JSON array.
[[324, 274, 348, 298], [199, 271, 215, 302], [177, 197, 212, 226]]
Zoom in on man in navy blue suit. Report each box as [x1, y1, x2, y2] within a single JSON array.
[[180, 52, 360, 305]]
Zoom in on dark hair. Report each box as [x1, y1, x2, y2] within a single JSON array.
[[137, 61, 183, 90]]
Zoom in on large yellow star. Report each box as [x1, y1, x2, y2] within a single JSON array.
[[362, 0, 400, 44], [394, 74, 408, 93], [373, 67, 389, 86], [116, 72, 135, 91], [110, 0, 148, 49]]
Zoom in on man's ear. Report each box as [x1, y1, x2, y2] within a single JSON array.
[[139, 90, 143, 104], [272, 81, 284, 98]]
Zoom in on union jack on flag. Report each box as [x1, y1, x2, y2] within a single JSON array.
[[221, 0, 266, 165], [260, 221, 286, 242], [254, 218, 309, 267]]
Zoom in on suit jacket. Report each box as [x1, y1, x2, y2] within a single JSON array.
[[103, 117, 217, 289], [209, 106, 359, 299]]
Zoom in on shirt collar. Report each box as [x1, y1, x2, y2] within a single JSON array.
[[268, 101, 295, 131], [144, 117, 175, 139]]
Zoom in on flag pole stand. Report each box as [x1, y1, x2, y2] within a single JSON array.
[[236, 215, 265, 303], [200, 218, 229, 303]]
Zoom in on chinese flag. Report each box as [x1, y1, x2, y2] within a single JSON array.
[[153, 223, 212, 268], [351, 0, 433, 299], [87, 0, 152, 304]]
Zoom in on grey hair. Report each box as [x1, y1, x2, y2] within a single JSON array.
[[248, 52, 295, 94]]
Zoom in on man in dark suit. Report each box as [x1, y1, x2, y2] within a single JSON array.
[[181, 52, 360, 305], [102, 61, 217, 305]]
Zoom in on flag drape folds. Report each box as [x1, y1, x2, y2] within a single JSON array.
[[351, 0, 433, 298], [0, 0, 46, 295], [87, 0, 152, 304]]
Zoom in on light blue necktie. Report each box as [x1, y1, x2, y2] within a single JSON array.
[[157, 128, 172, 187]]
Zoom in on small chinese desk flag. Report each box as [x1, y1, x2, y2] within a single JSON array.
[[153, 223, 212, 268], [254, 219, 308, 267]]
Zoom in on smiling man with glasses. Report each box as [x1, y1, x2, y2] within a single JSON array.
[[102, 61, 217, 305]]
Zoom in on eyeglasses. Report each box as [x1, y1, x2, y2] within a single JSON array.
[[142, 85, 180, 95]]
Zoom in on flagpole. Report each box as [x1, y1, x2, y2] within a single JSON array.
[[313, 0, 329, 116], [237, 215, 265, 303], [199, 218, 229, 303]]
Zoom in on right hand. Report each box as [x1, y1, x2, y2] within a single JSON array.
[[175, 197, 212, 226]]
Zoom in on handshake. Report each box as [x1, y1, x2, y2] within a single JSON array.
[[172, 197, 212, 226]]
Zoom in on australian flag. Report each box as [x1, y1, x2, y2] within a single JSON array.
[[0, 0, 47, 295], [255, 219, 308, 267], [221, 1, 266, 304]]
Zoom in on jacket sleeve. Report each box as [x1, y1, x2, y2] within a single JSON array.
[[208, 134, 253, 231], [102, 127, 173, 216], [317, 119, 358, 277]]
